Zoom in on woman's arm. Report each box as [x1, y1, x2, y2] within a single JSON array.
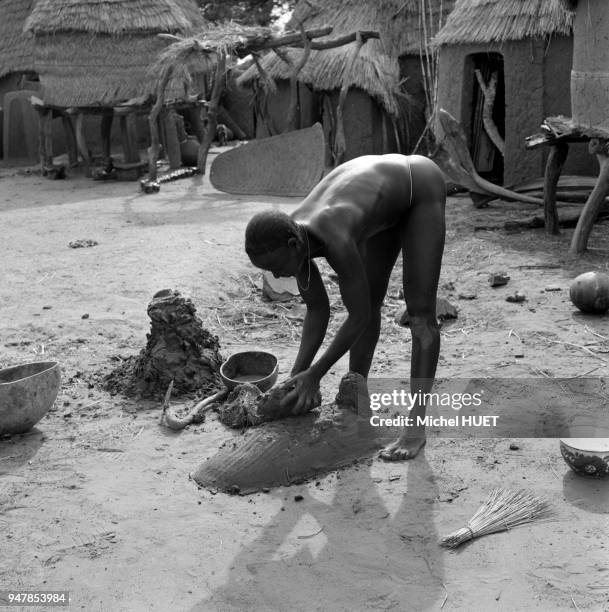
[[308, 240, 370, 378], [291, 261, 330, 375]]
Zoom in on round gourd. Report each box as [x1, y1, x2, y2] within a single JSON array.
[[569, 271, 609, 314]]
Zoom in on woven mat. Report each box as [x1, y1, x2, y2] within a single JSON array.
[[210, 123, 325, 197], [193, 406, 394, 495]]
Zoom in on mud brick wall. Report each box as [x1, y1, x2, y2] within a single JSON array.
[[436, 36, 595, 186]]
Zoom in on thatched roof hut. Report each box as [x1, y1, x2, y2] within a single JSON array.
[[0, 0, 36, 79], [24, 0, 206, 107], [433, 0, 573, 45], [433, 0, 589, 186], [238, 0, 453, 118]]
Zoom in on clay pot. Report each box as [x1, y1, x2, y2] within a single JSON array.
[[180, 136, 200, 167]]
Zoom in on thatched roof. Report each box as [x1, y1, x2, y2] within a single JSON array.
[[24, 0, 203, 35], [25, 0, 206, 107], [433, 0, 574, 46], [237, 0, 454, 118], [240, 46, 402, 116], [0, 0, 36, 78], [287, 0, 455, 57], [35, 35, 206, 106]]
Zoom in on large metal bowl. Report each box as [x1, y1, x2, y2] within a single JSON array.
[[560, 438, 609, 478], [0, 361, 61, 435], [220, 351, 278, 392]]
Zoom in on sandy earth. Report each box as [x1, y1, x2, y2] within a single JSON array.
[[1, 158, 609, 612]]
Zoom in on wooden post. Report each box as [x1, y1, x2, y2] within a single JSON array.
[[120, 114, 140, 163], [101, 112, 113, 167], [197, 52, 226, 175], [543, 142, 569, 235], [38, 108, 53, 169], [62, 115, 78, 167], [74, 112, 91, 176], [162, 109, 182, 169], [381, 112, 388, 153], [128, 113, 139, 161], [285, 24, 312, 132], [391, 117, 402, 153], [148, 66, 174, 181], [570, 138, 609, 254], [334, 33, 364, 165]]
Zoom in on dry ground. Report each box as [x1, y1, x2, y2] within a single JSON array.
[[1, 160, 608, 612]]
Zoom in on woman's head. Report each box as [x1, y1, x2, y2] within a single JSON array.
[[245, 210, 306, 278]]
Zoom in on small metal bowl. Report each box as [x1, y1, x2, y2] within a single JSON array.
[[560, 438, 609, 478], [0, 361, 61, 435], [220, 351, 278, 392]]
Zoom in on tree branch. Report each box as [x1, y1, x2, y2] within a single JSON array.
[[475, 69, 505, 156]]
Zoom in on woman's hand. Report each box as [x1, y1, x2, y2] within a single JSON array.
[[281, 368, 321, 415]]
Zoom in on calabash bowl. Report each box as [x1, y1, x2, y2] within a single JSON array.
[[220, 351, 278, 392], [560, 438, 609, 478], [0, 362, 61, 435]]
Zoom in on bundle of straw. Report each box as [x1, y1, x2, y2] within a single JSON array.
[[440, 488, 552, 549]]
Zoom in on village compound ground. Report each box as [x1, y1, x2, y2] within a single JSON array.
[[1, 158, 608, 612]]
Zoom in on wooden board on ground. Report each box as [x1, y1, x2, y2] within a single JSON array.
[[210, 123, 325, 197], [509, 175, 598, 193]]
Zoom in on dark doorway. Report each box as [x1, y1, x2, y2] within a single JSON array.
[[467, 52, 505, 184]]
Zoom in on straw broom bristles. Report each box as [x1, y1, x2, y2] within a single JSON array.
[[439, 488, 552, 549]]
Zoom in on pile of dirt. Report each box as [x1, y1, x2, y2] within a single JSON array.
[[104, 289, 223, 399]]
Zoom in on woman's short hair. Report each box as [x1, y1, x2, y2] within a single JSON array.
[[245, 210, 302, 256]]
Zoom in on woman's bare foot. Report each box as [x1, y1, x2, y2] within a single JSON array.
[[379, 434, 426, 461]]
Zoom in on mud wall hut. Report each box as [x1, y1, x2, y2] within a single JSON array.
[[433, 0, 594, 186], [237, 0, 454, 165], [0, 0, 43, 162], [23, 0, 206, 166]]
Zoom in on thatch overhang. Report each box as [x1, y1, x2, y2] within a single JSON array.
[[24, 0, 203, 35], [34, 34, 207, 107], [236, 0, 455, 118], [433, 0, 574, 46], [0, 0, 37, 79], [25, 0, 206, 108]]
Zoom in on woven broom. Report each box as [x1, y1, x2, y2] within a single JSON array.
[[440, 488, 552, 549]]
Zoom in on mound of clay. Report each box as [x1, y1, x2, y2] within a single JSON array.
[[335, 372, 370, 412], [104, 289, 223, 398], [219, 383, 263, 428], [218, 380, 322, 428]]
